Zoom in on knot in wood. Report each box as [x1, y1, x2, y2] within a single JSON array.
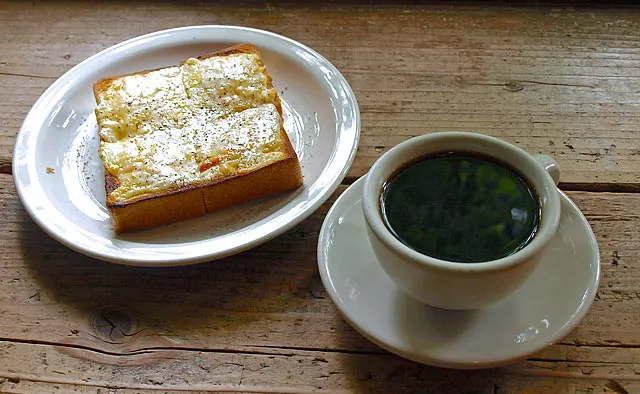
[[90, 306, 139, 343], [503, 81, 524, 92]]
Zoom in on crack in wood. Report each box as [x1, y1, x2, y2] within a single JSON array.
[[0, 337, 156, 358], [249, 344, 386, 356], [30, 338, 636, 374], [91, 307, 138, 342], [559, 341, 640, 350], [0, 337, 387, 359], [528, 356, 640, 366], [518, 79, 596, 89], [0, 71, 56, 79], [460, 79, 596, 90], [559, 182, 640, 193]]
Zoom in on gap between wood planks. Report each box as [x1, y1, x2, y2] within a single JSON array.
[[2, 339, 640, 387], [342, 176, 640, 194], [2, 167, 640, 193], [2, 337, 639, 360], [0, 337, 383, 359], [0, 71, 57, 80]]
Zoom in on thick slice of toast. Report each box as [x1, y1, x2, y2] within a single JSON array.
[[94, 44, 303, 232]]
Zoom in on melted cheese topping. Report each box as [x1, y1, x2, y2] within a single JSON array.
[[95, 53, 286, 202]]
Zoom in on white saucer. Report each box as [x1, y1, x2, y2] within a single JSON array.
[[317, 176, 600, 369], [13, 26, 360, 266]]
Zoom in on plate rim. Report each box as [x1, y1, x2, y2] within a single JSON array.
[[317, 176, 601, 369], [12, 25, 361, 266]]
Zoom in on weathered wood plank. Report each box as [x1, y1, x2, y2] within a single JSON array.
[[1, 173, 640, 391], [2, 1, 640, 392], [1, 178, 639, 346], [3, 341, 640, 394], [1, 341, 639, 394], [2, 2, 640, 185]]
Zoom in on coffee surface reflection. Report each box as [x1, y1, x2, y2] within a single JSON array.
[[380, 152, 540, 263]]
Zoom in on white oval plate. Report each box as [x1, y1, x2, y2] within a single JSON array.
[[13, 26, 360, 266], [318, 176, 600, 369]]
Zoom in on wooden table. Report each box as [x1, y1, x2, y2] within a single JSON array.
[[1, 1, 639, 393]]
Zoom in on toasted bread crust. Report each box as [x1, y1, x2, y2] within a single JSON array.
[[108, 157, 303, 232], [94, 44, 303, 232]]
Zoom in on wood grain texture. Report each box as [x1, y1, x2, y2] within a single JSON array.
[[2, 1, 640, 186], [1, 175, 639, 393], [3, 1, 640, 393]]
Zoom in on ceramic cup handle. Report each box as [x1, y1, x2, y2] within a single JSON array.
[[534, 154, 560, 185]]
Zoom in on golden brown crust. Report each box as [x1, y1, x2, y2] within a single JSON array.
[[107, 187, 206, 233], [202, 156, 303, 214], [94, 44, 303, 232]]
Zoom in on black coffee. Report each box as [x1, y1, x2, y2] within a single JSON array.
[[381, 152, 540, 263]]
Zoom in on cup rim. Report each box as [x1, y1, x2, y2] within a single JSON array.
[[362, 131, 561, 273]]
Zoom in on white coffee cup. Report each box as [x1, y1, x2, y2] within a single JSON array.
[[362, 132, 561, 310]]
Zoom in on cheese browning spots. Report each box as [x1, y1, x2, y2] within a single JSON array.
[[95, 51, 286, 202]]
